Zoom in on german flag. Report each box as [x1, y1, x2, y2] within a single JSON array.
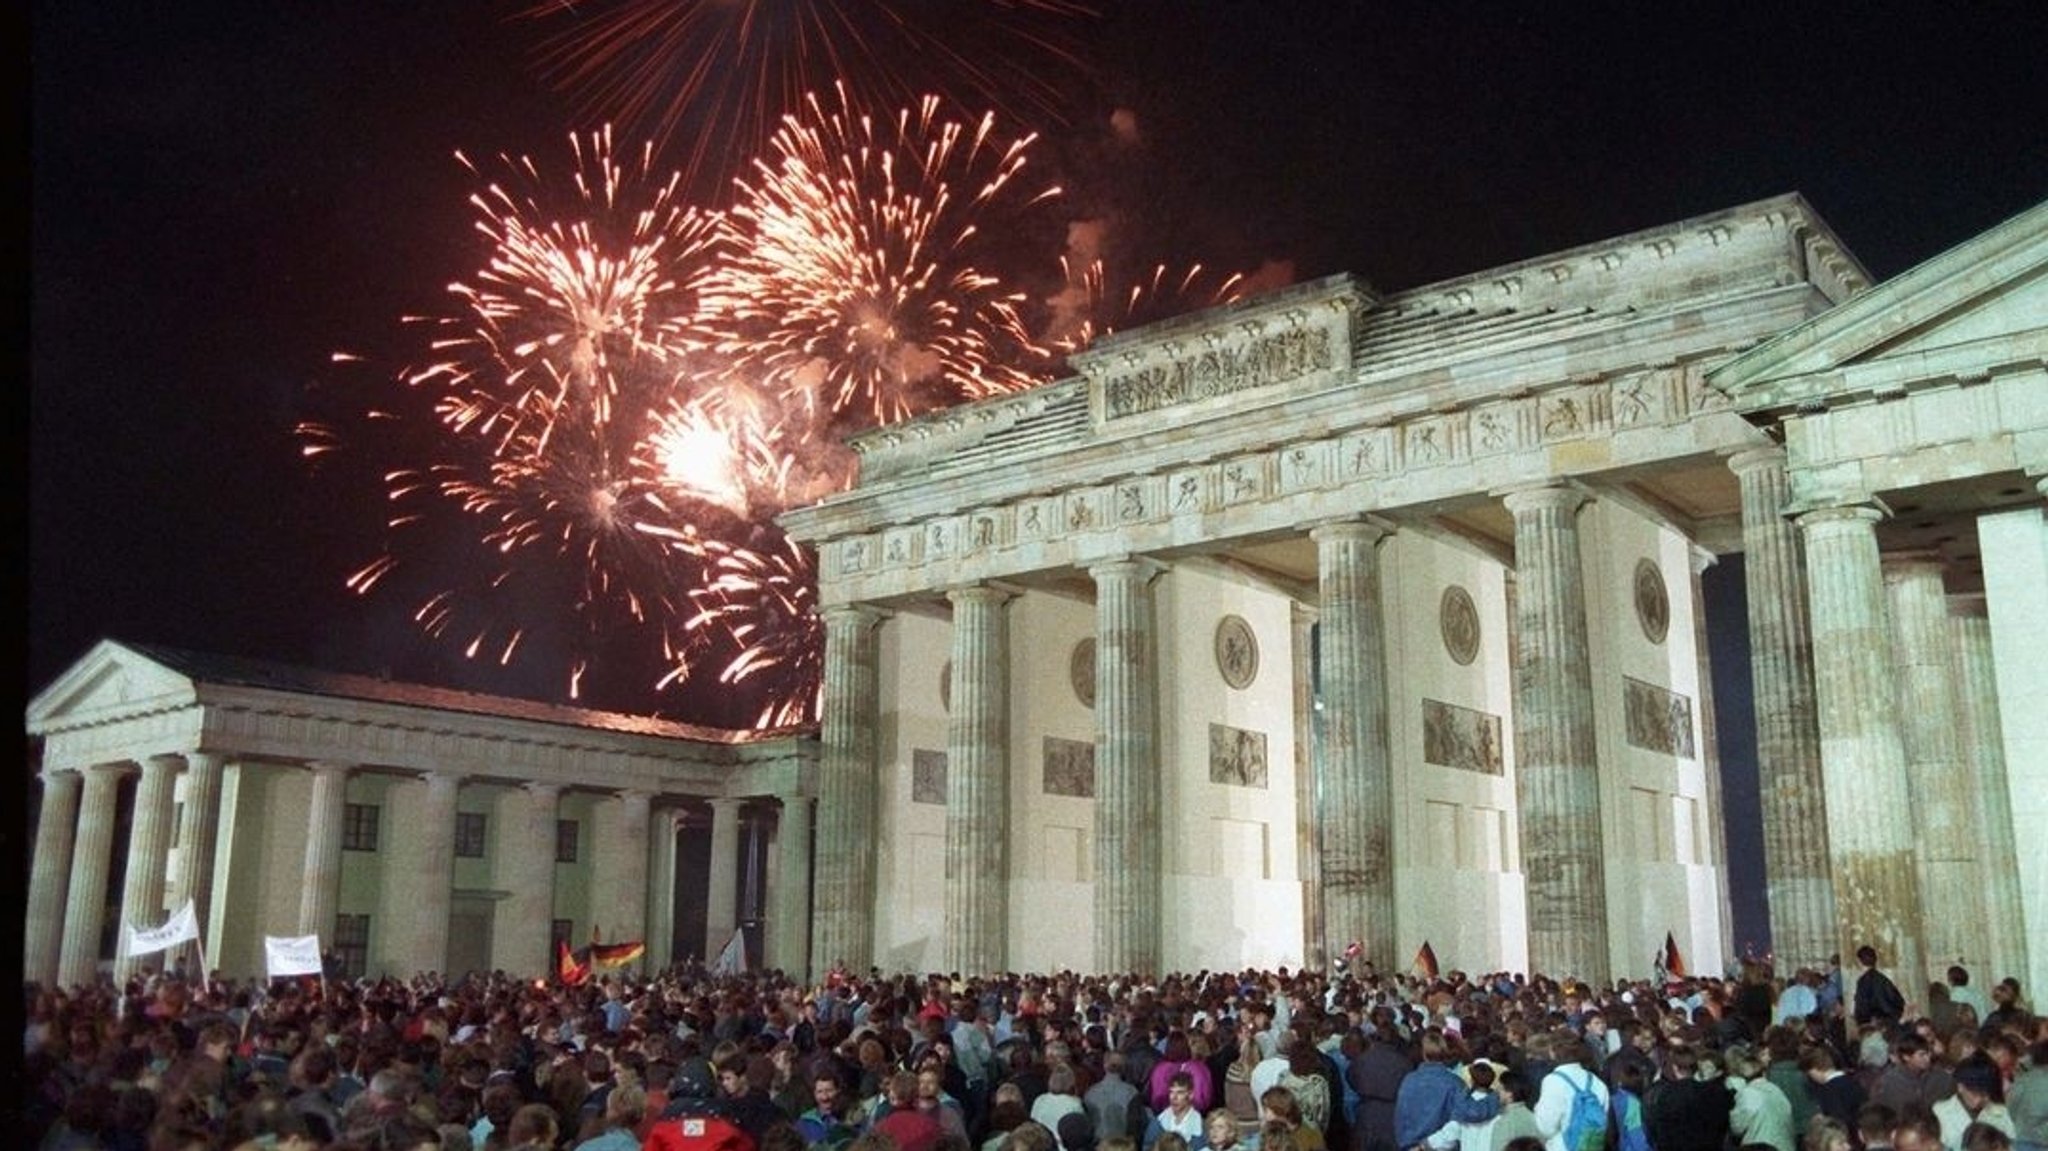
[[1413, 941, 1440, 980], [590, 939, 645, 967], [1662, 932, 1687, 979], [557, 939, 590, 987]]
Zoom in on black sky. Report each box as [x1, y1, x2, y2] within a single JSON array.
[[29, 1, 2048, 776]]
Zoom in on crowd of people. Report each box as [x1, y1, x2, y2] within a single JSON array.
[[20, 946, 2048, 1151]]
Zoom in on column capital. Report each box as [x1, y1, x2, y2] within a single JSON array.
[[420, 769, 465, 789], [1727, 444, 1790, 477], [1290, 600, 1321, 626], [1308, 519, 1394, 547], [616, 787, 655, 805], [525, 780, 564, 801], [143, 752, 185, 771], [1501, 483, 1589, 517], [821, 604, 890, 630], [1793, 501, 1887, 531], [1689, 544, 1719, 576], [946, 583, 1018, 609], [305, 760, 354, 778], [1087, 555, 1169, 584], [706, 796, 746, 814]]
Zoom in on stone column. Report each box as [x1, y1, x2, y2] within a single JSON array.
[[1796, 504, 1924, 985], [611, 790, 653, 959], [298, 762, 351, 940], [814, 605, 885, 974], [1091, 557, 1165, 974], [26, 769, 82, 987], [171, 753, 225, 950], [114, 753, 182, 981], [706, 798, 742, 951], [412, 771, 462, 977], [1312, 522, 1396, 967], [1690, 547, 1735, 967], [60, 763, 127, 989], [647, 810, 680, 972], [1952, 605, 2030, 982], [945, 584, 1014, 975], [1729, 448, 1836, 970], [1504, 486, 1610, 983], [515, 782, 564, 975], [773, 796, 815, 978], [1885, 555, 1988, 977], [1292, 602, 1326, 972]]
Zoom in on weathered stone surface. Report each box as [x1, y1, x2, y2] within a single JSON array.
[[1092, 558, 1164, 973], [1313, 522, 1395, 965], [945, 585, 1014, 974]]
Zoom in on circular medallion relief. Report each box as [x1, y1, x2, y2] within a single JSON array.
[[939, 660, 952, 713], [1439, 584, 1481, 666], [1634, 558, 1670, 645], [1215, 615, 1259, 689], [1070, 639, 1097, 708]]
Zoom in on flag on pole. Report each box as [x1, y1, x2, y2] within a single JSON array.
[[710, 928, 747, 975], [590, 938, 645, 967], [123, 901, 200, 958], [1662, 932, 1687, 979], [1413, 941, 1440, 980], [557, 939, 591, 986], [264, 934, 324, 978]]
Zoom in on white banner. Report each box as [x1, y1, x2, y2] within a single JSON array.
[[264, 934, 324, 978], [710, 928, 747, 975], [123, 900, 200, 958]]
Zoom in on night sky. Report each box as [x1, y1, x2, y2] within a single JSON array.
[[29, 2, 2048, 953]]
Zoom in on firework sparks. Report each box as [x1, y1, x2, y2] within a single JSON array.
[[517, 0, 1095, 190], [679, 534, 823, 729], [308, 129, 755, 701], [1046, 255, 1249, 353], [699, 85, 1063, 431]]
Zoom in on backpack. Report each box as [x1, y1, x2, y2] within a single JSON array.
[[1561, 1070, 1608, 1151]]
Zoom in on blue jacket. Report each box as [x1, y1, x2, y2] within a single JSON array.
[[1394, 1065, 1499, 1149]]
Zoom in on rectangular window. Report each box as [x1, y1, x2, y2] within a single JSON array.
[[333, 914, 370, 980], [342, 803, 380, 852], [556, 818, 579, 863], [454, 812, 487, 858]]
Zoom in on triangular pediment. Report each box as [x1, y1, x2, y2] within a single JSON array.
[[1714, 198, 2048, 413], [27, 639, 200, 733]]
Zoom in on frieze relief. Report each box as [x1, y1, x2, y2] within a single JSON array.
[[821, 363, 1724, 594], [1099, 323, 1338, 421]]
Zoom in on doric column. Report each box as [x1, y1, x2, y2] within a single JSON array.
[[411, 771, 462, 976], [773, 796, 815, 978], [1729, 448, 1835, 970], [1504, 486, 1609, 983], [26, 769, 82, 987], [1795, 503, 1924, 985], [513, 782, 563, 975], [1292, 602, 1326, 972], [706, 797, 742, 951], [814, 605, 885, 974], [60, 763, 127, 988], [1091, 557, 1166, 974], [1951, 605, 2030, 981], [114, 753, 182, 981], [170, 753, 225, 946], [647, 810, 680, 972], [1312, 522, 1396, 966], [1691, 547, 1736, 965], [945, 584, 1014, 975], [610, 790, 653, 960], [1885, 555, 1988, 977], [298, 762, 351, 939]]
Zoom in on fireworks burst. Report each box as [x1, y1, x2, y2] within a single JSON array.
[[517, 0, 1095, 191], [309, 129, 759, 701], [1046, 256, 1249, 353], [699, 85, 1063, 431], [679, 534, 824, 729]]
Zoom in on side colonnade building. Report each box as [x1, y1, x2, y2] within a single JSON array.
[[777, 194, 2048, 992], [26, 195, 2047, 992], [25, 642, 817, 986]]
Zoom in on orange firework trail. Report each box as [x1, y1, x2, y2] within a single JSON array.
[[309, 129, 764, 700], [1046, 257, 1250, 353], [699, 84, 1063, 430], [680, 534, 823, 729], [518, 0, 1095, 191]]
